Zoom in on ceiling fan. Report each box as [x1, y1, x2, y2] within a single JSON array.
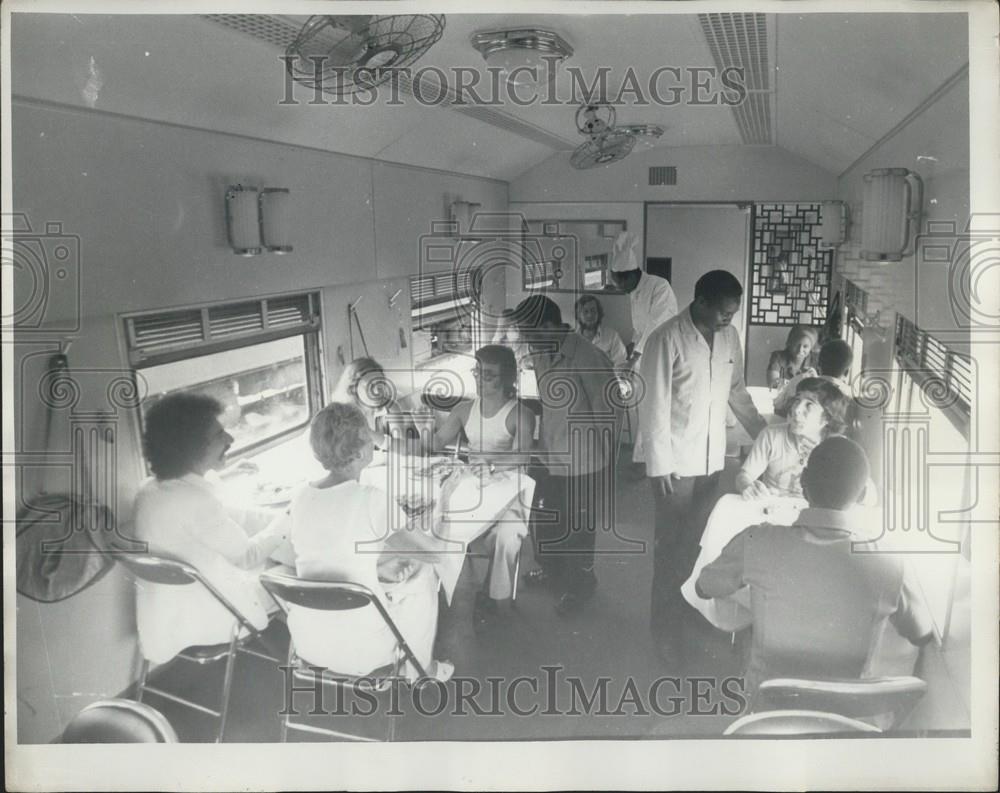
[[570, 103, 664, 169], [285, 14, 445, 96]]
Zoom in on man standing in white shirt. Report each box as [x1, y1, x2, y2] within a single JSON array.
[[638, 270, 766, 665], [607, 231, 679, 362]]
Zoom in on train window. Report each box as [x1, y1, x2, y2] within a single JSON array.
[[124, 292, 324, 458], [410, 270, 482, 362]]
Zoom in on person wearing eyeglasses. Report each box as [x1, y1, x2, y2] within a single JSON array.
[[433, 345, 536, 614]]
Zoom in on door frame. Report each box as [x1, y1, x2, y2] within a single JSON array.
[[642, 201, 754, 373]]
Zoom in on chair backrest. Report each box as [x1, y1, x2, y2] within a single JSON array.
[[259, 571, 375, 612], [59, 699, 179, 743], [259, 570, 428, 679], [112, 550, 200, 586], [758, 676, 928, 721], [113, 548, 260, 635], [724, 709, 882, 736]]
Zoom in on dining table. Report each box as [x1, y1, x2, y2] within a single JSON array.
[[360, 451, 535, 604]]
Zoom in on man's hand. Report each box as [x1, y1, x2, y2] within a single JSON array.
[[652, 474, 677, 497]]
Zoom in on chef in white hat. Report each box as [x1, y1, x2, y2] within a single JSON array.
[[608, 231, 679, 466], [608, 231, 678, 362]]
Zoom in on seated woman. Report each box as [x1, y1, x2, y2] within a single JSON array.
[[737, 377, 851, 500], [330, 357, 416, 451], [133, 393, 289, 665], [433, 345, 536, 609], [575, 294, 628, 368], [773, 338, 854, 417], [283, 402, 452, 681], [765, 325, 819, 389]]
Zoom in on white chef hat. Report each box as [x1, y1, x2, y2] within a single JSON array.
[[609, 230, 640, 273]]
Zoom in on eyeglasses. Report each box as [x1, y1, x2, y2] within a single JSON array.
[[471, 368, 502, 383]]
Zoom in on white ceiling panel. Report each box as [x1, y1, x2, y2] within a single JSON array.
[[374, 107, 554, 181], [10, 11, 969, 179]]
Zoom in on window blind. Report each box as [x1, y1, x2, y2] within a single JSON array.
[[124, 292, 321, 366], [894, 313, 971, 418], [410, 269, 479, 327]]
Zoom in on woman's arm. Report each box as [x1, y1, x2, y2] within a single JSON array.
[[766, 351, 785, 388], [736, 429, 774, 499]]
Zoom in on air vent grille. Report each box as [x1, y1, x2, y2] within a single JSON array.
[[203, 14, 301, 48], [698, 13, 773, 145], [649, 166, 677, 186]]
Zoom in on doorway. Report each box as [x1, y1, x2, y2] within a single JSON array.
[[643, 203, 752, 355]]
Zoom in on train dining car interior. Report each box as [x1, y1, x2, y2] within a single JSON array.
[[6, 6, 994, 758]]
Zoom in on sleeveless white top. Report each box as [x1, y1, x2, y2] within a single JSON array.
[[463, 398, 517, 453]]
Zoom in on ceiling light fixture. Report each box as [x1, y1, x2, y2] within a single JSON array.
[[471, 28, 573, 86]]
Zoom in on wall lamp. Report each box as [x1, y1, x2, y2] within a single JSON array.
[[860, 168, 923, 262], [225, 185, 293, 256]]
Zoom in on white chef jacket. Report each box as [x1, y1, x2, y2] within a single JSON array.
[[630, 272, 678, 356], [638, 307, 764, 478]]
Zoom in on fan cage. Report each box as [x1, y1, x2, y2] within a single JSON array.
[[285, 14, 445, 96], [570, 130, 637, 169]]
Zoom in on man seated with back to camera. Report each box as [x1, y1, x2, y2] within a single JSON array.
[[696, 436, 934, 703]]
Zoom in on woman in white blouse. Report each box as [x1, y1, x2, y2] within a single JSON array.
[[283, 402, 453, 681], [133, 393, 288, 664]]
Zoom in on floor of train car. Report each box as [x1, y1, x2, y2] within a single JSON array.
[[139, 455, 746, 741]]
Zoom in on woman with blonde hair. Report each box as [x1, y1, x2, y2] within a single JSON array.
[[766, 325, 819, 388], [282, 402, 453, 680]]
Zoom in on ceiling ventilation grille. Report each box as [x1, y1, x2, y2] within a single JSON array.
[[201, 14, 576, 152], [649, 166, 677, 186], [698, 13, 773, 145], [203, 14, 301, 48]]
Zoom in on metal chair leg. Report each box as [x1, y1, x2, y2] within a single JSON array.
[[136, 658, 150, 703], [216, 627, 240, 743], [511, 549, 521, 602]]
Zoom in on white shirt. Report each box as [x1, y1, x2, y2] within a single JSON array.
[[630, 272, 678, 356], [639, 307, 764, 478], [463, 398, 517, 453], [132, 473, 286, 664], [576, 325, 628, 368], [285, 481, 438, 675]]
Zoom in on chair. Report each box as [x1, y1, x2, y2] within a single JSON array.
[[259, 570, 429, 742], [59, 699, 178, 743], [113, 550, 279, 743], [757, 676, 927, 726], [724, 709, 881, 736], [725, 676, 928, 737]]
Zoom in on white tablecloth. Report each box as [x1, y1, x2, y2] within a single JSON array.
[[681, 493, 807, 631], [361, 456, 535, 603]]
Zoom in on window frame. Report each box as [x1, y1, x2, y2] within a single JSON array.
[[123, 292, 325, 465]]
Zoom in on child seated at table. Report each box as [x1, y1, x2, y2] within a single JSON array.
[[282, 402, 453, 681], [433, 345, 536, 613], [736, 377, 850, 500], [773, 339, 854, 417], [696, 436, 933, 700]]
